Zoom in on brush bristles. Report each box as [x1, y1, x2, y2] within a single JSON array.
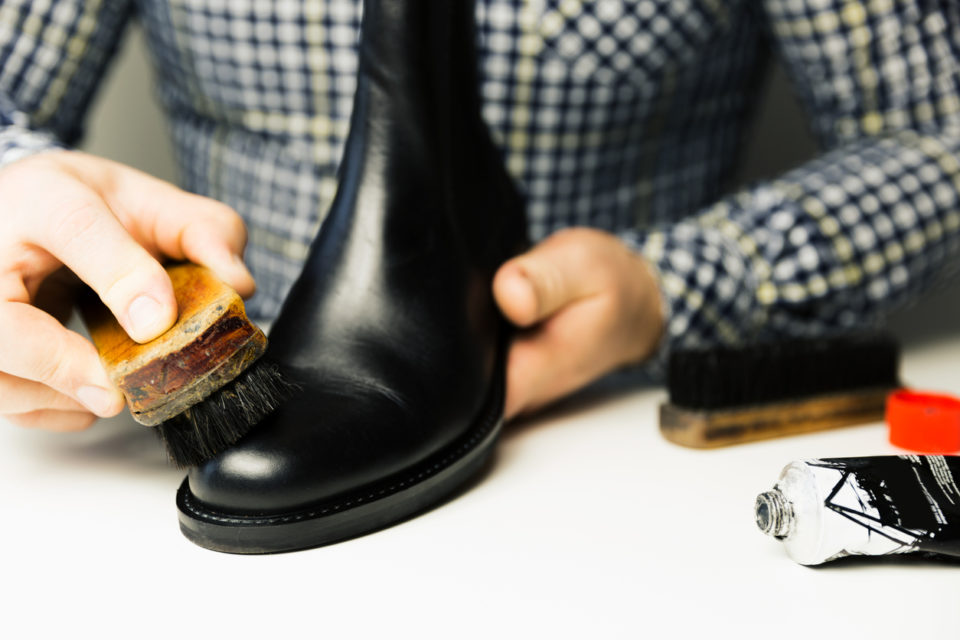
[[155, 361, 298, 468], [668, 334, 900, 410]]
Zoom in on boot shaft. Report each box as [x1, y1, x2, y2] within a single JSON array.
[[356, 0, 482, 175], [326, 0, 526, 278]]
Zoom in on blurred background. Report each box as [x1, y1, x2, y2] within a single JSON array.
[[80, 26, 960, 349]]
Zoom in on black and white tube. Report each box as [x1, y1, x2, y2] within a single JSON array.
[[756, 455, 960, 565]]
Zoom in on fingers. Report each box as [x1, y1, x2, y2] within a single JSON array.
[[495, 229, 615, 418], [28, 178, 177, 343], [0, 371, 89, 413], [102, 162, 256, 298], [164, 198, 256, 298], [30, 152, 254, 310], [495, 229, 667, 420], [503, 299, 613, 420], [493, 229, 605, 327], [0, 151, 254, 434], [178, 210, 256, 298], [0, 302, 125, 418], [6, 410, 97, 432]]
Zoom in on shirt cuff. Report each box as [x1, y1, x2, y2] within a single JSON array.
[[0, 125, 64, 170]]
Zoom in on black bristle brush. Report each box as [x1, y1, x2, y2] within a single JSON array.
[[80, 263, 297, 467], [660, 333, 901, 448]]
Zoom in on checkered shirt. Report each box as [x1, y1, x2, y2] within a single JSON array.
[[1, 0, 959, 364]]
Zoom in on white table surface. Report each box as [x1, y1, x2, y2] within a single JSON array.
[[4, 287, 960, 639]]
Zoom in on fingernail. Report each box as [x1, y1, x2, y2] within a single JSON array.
[[127, 295, 165, 340], [77, 385, 120, 416]]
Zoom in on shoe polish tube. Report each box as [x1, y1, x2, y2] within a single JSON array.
[[755, 455, 960, 565]]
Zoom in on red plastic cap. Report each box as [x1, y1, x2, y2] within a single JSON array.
[[887, 390, 960, 454]]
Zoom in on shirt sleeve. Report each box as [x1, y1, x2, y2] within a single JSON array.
[[621, 0, 960, 355], [0, 0, 134, 169]]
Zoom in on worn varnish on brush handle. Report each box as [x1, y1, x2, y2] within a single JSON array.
[[80, 263, 266, 426]]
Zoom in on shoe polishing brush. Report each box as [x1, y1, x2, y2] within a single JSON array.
[[660, 334, 901, 448], [80, 263, 294, 467]]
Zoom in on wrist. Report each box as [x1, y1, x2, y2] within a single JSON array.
[[624, 250, 666, 365]]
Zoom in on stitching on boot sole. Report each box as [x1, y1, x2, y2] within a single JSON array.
[[180, 371, 504, 527]]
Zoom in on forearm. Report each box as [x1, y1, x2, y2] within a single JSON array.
[[620, 0, 960, 355], [623, 127, 960, 352]]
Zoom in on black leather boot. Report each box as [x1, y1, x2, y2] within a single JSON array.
[[176, 0, 527, 553]]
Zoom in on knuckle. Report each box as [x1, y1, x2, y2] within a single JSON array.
[[31, 343, 70, 389], [28, 331, 83, 392], [548, 231, 593, 269], [548, 227, 582, 245], [215, 201, 241, 221], [216, 205, 248, 244], [49, 199, 103, 252], [185, 202, 247, 251], [538, 265, 564, 303], [203, 199, 240, 224], [549, 227, 599, 253], [0, 152, 51, 182]]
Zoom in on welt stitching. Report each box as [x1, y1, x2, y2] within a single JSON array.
[[181, 384, 503, 526]]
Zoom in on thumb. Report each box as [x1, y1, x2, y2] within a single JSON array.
[[492, 230, 600, 327]]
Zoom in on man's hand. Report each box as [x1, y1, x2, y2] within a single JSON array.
[[493, 228, 664, 420], [0, 150, 254, 431]]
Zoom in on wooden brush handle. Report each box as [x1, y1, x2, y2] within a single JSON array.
[[80, 263, 266, 426], [659, 388, 893, 448]]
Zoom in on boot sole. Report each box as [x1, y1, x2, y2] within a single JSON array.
[[176, 365, 504, 554]]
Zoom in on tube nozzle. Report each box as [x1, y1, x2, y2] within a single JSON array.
[[755, 489, 793, 538]]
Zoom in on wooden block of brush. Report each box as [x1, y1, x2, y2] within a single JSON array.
[[80, 263, 267, 426], [660, 336, 901, 449], [660, 388, 893, 448]]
